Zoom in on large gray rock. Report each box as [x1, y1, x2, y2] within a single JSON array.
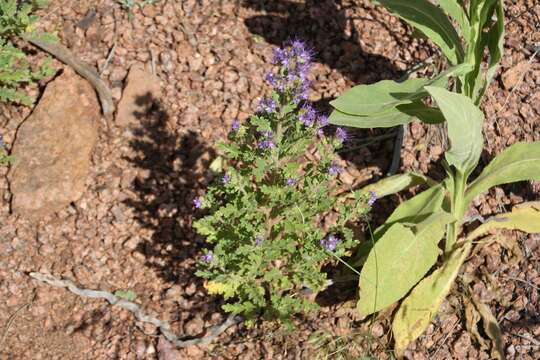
[[8, 68, 100, 218]]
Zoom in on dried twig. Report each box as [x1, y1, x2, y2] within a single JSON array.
[[21, 35, 115, 117], [29, 272, 241, 348], [0, 291, 36, 349]]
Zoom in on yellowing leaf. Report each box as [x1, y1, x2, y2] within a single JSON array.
[[358, 212, 454, 315], [467, 201, 540, 241], [392, 243, 471, 357], [204, 281, 237, 298]]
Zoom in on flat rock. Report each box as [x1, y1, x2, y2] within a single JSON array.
[[116, 65, 162, 127], [8, 68, 100, 218]]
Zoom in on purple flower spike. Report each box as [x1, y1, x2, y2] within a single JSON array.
[[201, 250, 214, 263], [193, 198, 202, 209], [335, 127, 347, 142], [222, 173, 231, 185], [286, 178, 297, 186], [258, 98, 278, 113], [255, 236, 264, 246], [368, 191, 377, 206], [320, 234, 341, 251], [231, 119, 240, 131], [328, 161, 343, 176]]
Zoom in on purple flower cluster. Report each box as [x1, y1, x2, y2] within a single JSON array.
[[193, 198, 202, 209], [258, 130, 276, 150], [267, 40, 314, 104], [320, 234, 341, 251], [231, 119, 240, 131], [201, 250, 214, 263], [368, 191, 377, 206], [328, 161, 343, 176], [258, 98, 278, 113]]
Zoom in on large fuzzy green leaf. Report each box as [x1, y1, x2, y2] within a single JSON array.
[[374, 0, 463, 64], [426, 87, 484, 175], [467, 202, 540, 241], [436, 0, 471, 40], [464, 142, 540, 205], [361, 173, 437, 199], [474, 0, 504, 103], [358, 212, 454, 315], [386, 184, 446, 225], [330, 64, 471, 117], [392, 243, 471, 357], [463, 0, 498, 97], [329, 102, 444, 129], [330, 78, 428, 116]]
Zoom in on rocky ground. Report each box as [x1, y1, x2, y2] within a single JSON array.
[[0, 0, 539, 359]]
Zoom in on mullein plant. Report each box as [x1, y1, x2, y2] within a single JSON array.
[[193, 41, 370, 326]]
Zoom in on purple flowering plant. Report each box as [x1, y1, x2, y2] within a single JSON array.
[[193, 41, 370, 325]]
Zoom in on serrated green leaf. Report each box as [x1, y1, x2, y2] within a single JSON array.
[[374, 0, 463, 64], [467, 201, 540, 241], [392, 243, 471, 357], [464, 142, 540, 206], [426, 87, 484, 175], [362, 172, 437, 199], [358, 211, 454, 315]]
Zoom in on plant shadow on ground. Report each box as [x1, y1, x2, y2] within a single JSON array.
[[122, 93, 219, 313]]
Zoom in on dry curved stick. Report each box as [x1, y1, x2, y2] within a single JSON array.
[[22, 35, 115, 117], [29, 272, 241, 348]]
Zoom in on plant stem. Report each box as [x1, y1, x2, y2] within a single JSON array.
[[446, 171, 466, 254]]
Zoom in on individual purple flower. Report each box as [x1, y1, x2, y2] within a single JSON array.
[[258, 139, 275, 150], [335, 127, 347, 142], [264, 71, 278, 87], [193, 198, 202, 209], [272, 47, 288, 65], [201, 250, 214, 263], [222, 173, 231, 185], [231, 119, 240, 131], [255, 236, 264, 246], [299, 105, 317, 126], [368, 191, 377, 206], [328, 161, 343, 176], [320, 234, 341, 251], [286, 178, 297, 186], [258, 98, 277, 113]]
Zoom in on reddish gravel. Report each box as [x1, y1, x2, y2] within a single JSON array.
[[0, 0, 539, 359]]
